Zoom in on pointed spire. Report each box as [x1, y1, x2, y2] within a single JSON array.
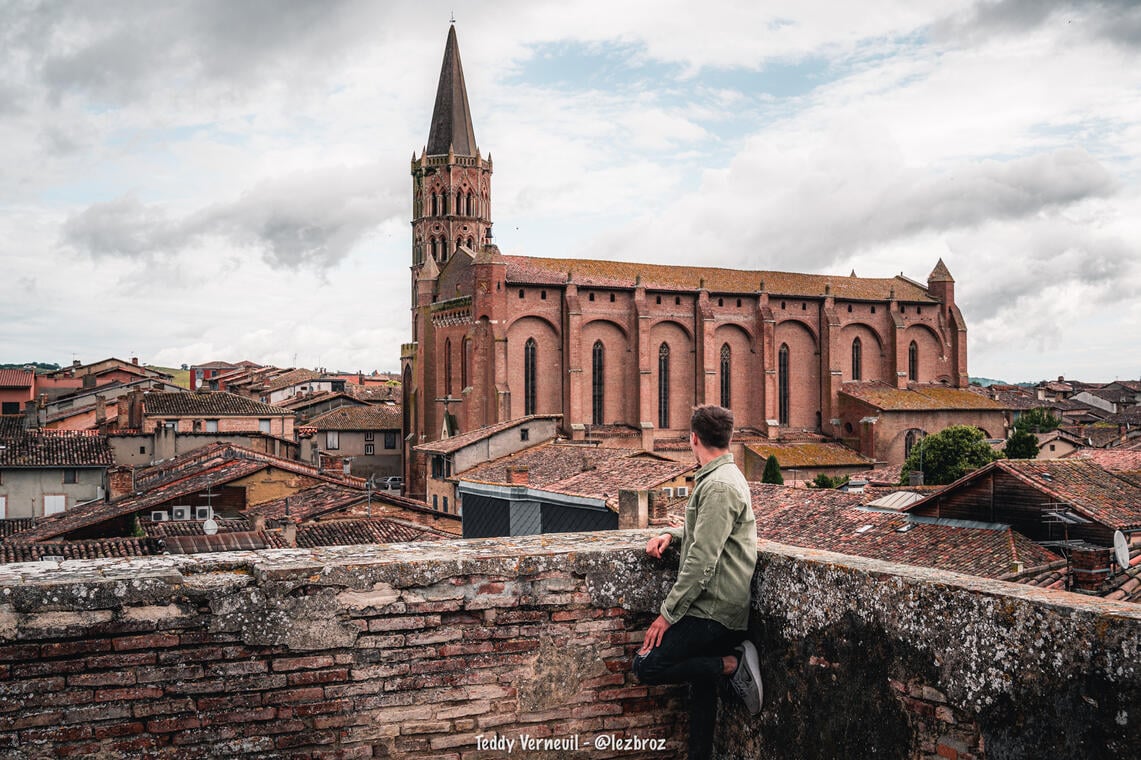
[[426, 25, 477, 157], [420, 252, 440, 280], [928, 258, 954, 283]]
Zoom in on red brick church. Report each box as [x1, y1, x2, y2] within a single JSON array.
[[401, 26, 970, 498]]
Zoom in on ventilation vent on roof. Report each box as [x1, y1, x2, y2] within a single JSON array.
[[895, 523, 917, 533], [855, 524, 874, 534]]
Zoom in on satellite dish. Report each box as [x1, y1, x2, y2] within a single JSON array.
[[1113, 531, 1130, 571], [203, 518, 219, 536]]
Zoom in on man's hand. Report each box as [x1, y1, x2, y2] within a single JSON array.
[[645, 533, 672, 558], [639, 614, 671, 654]]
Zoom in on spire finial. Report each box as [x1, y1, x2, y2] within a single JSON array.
[[450, 11, 455, 24]]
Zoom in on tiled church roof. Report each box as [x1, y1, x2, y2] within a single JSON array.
[[144, 392, 292, 417], [503, 255, 939, 302], [0, 430, 113, 467], [309, 405, 402, 431], [841, 383, 1007, 411]]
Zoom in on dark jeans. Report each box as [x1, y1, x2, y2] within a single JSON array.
[[631, 616, 744, 760]]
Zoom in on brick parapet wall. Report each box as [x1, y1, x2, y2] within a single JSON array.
[[0, 536, 1139, 759]]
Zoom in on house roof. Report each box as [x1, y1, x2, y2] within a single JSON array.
[[0, 537, 163, 564], [143, 391, 293, 418], [192, 361, 238, 370], [163, 531, 288, 554], [745, 442, 872, 469], [276, 391, 367, 411], [1012, 545, 1141, 603], [14, 444, 365, 542], [840, 382, 1008, 411], [294, 517, 450, 548], [906, 459, 1141, 532], [0, 369, 35, 388], [1064, 449, 1141, 477], [750, 483, 1061, 579], [0, 416, 26, 438], [503, 255, 939, 302], [968, 384, 1043, 410], [458, 442, 694, 510], [308, 405, 402, 431], [0, 430, 113, 468], [245, 484, 366, 522], [262, 368, 327, 393], [1060, 424, 1123, 448], [414, 415, 562, 455]]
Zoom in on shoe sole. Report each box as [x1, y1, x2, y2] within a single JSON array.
[[739, 640, 763, 714]]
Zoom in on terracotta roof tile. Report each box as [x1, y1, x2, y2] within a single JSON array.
[[841, 382, 1008, 411], [744, 442, 872, 468], [0, 416, 28, 438], [750, 483, 1061, 578], [144, 391, 293, 418], [0, 370, 35, 388], [458, 442, 694, 509], [294, 517, 450, 548], [0, 430, 113, 467], [0, 537, 162, 564], [415, 415, 561, 455], [262, 368, 327, 393], [503, 255, 937, 302], [1065, 449, 1141, 475], [163, 531, 287, 554], [246, 484, 365, 522], [308, 405, 402, 431]]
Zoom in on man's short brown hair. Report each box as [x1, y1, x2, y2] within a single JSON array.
[[691, 405, 734, 450]]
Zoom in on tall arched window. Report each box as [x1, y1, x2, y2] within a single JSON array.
[[591, 341, 605, 425], [444, 339, 452, 395], [719, 343, 731, 409], [851, 338, 862, 381], [461, 338, 470, 390], [778, 344, 790, 426], [658, 343, 670, 429], [908, 341, 918, 382], [524, 338, 537, 415]]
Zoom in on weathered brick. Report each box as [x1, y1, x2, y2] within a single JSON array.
[[131, 697, 196, 718], [267, 687, 325, 704], [272, 654, 336, 672], [146, 716, 201, 733], [85, 651, 157, 670], [0, 644, 39, 661], [281, 699, 351, 718], [275, 729, 339, 749], [429, 732, 481, 750], [287, 668, 350, 687], [92, 721, 144, 740], [368, 615, 441, 632], [41, 640, 112, 658], [60, 703, 132, 725], [598, 685, 649, 701], [112, 633, 179, 651], [435, 701, 490, 720], [206, 659, 267, 677], [133, 663, 204, 684], [66, 670, 135, 688], [201, 707, 277, 725], [195, 692, 263, 711], [402, 720, 453, 735], [18, 725, 93, 743], [11, 659, 86, 678]]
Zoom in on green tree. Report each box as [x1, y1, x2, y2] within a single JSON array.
[[761, 455, 784, 485], [1005, 429, 1040, 459], [900, 425, 1000, 486], [1013, 408, 1061, 434], [808, 473, 848, 489]]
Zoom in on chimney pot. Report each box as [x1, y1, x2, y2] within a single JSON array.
[[507, 466, 529, 485]]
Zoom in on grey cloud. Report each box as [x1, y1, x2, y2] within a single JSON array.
[[939, 1, 1141, 49], [16, 0, 382, 104], [62, 164, 404, 269]]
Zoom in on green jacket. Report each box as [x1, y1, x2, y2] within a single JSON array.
[[661, 453, 757, 631]]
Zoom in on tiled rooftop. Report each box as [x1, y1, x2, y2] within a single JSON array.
[[144, 391, 293, 417], [503, 255, 939, 302], [246, 484, 366, 522], [414, 415, 561, 455], [908, 459, 1141, 532], [0, 415, 27, 438], [308, 405, 402, 431], [261, 368, 327, 393], [163, 531, 288, 554], [0, 369, 35, 388], [0, 430, 113, 468], [744, 441, 872, 468], [0, 537, 163, 564], [842, 382, 1008, 411], [749, 483, 1061, 579], [458, 442, 694, 509], [294, 517, 450, 548], [1013, 545, 1141, 603]]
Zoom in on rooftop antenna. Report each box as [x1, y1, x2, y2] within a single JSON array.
[[450, 11, 455, 24]]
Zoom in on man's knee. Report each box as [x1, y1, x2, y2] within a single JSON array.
[[631, 649, 665, 685]]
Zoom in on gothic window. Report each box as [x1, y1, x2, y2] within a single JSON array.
[[658, 343, 670, 428], [905, 429, 922, 457], [908, 341, 919, 382], [778, 344, 790, 426], [467, 192, 474, 215], [851, 338, 862, 381], [461, 338, 470, 389], [524, 338, 537, 415], [720, 343, 731, 408], [592, 341, 605, 425], [444, 339, 452, 395], [467, 236, 474, 248]]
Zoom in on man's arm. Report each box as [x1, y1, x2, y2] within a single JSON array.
[[658, 483, 737, 624]]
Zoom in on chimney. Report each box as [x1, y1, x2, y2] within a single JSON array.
[[108, 466, 135, 500], [507, 465, 529, 485], [94, 395, 107, 430], [131, 357, 139, 365], [73, 359, 81, 368], [618, 489, 649, 529], [282, 522, 297, 548], [252, 515, 266, 532], [1070, 546, 1113, 592]]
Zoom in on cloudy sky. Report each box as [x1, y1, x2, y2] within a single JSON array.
[[2, 0, 1139, 382]]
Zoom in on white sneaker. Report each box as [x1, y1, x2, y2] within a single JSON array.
[[729, 640, 763, 715]]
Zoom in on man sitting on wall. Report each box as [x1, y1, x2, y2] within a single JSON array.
[[633, 404, 762, 759]]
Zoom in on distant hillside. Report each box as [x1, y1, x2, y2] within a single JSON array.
[[969, 377, 1008, 387], [147, 365, 191, 389], [0, 362, 59, 372]]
